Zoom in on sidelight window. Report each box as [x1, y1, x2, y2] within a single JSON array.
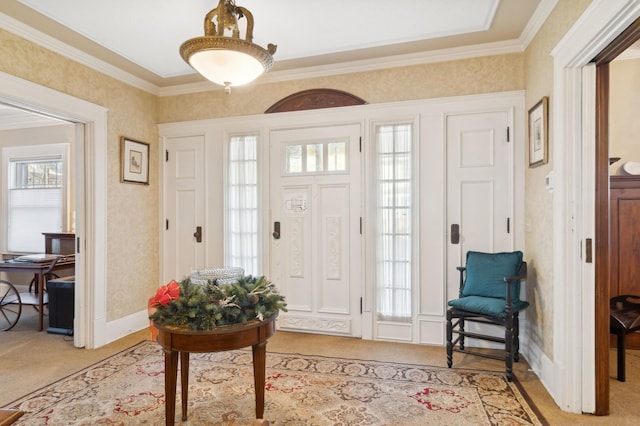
[[375, 123, 413, 321], [226, 134, 260, 275]]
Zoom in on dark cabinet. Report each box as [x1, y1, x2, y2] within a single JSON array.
[[610, 176, 640, 348]]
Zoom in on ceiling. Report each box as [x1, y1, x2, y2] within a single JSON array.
[[0, 0, 548, 129], [0, 0, 544, 90]]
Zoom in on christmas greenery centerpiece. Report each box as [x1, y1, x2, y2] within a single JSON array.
[[149, 275, 287, 331]]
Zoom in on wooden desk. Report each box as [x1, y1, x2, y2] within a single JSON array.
[[154, 315, 277, 426], [0, 256, 75, 331]]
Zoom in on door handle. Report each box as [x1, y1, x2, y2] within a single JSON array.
[[193, 226, 202, 243], [451, 224, 460, 244], [272, 221, 280, 239]]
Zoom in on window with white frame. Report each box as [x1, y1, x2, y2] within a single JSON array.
[[2, 144, 69, 253], [375, 123, 413, 321], [226, 134, 260, 275], [283, 140, 347, 174]]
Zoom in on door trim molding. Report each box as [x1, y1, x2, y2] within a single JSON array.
[[550, 0, 640, 414], [0, 70, 108, 349]]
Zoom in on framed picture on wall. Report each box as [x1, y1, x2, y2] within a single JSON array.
[[121, 137, 149, 184], [528, 96, 549, 167]]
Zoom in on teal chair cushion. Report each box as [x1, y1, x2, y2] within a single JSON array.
[[461, 251, 524, 302], [448, 296, 530, 318]]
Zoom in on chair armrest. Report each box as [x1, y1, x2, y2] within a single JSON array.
[[456, 266, 466, 298], [504, 262, 527, 283], [503, 262, 526, 311]]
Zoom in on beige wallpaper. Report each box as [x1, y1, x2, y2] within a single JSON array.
[[158, 54, 524, 122], [523, 0, 592, 359], [610, 59, 640, 175], [0, 0, 595, 341], [0, 29, 160, 322]]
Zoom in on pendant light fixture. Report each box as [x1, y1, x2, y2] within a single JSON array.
[[180, 0, 277, 94]]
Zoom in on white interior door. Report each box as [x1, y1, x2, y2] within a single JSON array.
[[446, 110, 514, 301], [270, 124, 362, 337], [163, 135, 206, 282], [73, 123, 85, 347]]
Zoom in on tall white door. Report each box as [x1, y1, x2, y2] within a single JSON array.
[[270, 124, 362, 337], [163, 135, 206, 283], [446, 110, 513, 301]]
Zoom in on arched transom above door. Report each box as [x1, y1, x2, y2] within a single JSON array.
[[265, 89, 367, 113]]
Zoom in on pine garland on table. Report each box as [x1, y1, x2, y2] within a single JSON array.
[[149, 275, 287, 330]]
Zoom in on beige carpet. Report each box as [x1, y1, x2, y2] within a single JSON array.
[[7, 340, 543, 425]]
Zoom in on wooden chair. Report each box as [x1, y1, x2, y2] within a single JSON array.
[[446, 251, 528, 382], [610, 294, 640, 382]]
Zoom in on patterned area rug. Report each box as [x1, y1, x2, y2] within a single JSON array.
[[8, 341, 544, 425]]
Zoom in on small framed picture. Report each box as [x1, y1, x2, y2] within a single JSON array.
[[121, 137, 149, 184], [528, 96, 549, 167]]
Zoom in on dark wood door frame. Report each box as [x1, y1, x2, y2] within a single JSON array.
[[592, 17, 640, 416]]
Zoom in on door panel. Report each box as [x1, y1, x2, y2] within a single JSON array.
[[270, 124, 362, 337], [318, 184, 351, 314], [164, 135, 206, 282], [447, 111, 513, 302]]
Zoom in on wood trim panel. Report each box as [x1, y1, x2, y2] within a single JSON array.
[[593, 16, 640, 416], [595, 60, 610, 416], [265, 89, 366, 113]]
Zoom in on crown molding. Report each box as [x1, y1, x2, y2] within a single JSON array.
[[0, 11, 160, 95], [158, 38, 526, 97], [519, 0, 559, 49]]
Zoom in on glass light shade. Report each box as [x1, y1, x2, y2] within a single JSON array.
[[180, 1, 276, 91], [189, 49, 265, 87]]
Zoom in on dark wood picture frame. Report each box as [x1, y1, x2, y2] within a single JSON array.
[[528, 96, 549, 167], [121, 137, 149, 184]]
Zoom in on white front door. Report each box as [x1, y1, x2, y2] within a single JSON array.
[[269, 124, 362, 337], [446, 110, 514, 301], [163, 135, 206, 283]]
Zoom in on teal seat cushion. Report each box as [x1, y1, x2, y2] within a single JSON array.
[[448, 296, 530, 318], [461, 251, 523, 302]]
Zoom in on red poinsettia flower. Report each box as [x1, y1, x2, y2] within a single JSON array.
[[150, 280, 180, 307]]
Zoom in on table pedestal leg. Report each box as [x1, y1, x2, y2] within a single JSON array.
[[180, 352, 190, 420], [252, 341, 267, 419], [164, 350, 178, 426]]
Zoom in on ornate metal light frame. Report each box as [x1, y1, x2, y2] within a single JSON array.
[[180, 0, 276, 94]]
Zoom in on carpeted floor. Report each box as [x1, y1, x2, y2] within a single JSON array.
[[7, 341, 543, 425], [3, 308, 640, 424]]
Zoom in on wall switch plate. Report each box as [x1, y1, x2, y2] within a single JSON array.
[[545, 171, 555, 191]]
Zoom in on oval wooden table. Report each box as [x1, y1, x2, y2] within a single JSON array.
[[154, 315, 277, 426]]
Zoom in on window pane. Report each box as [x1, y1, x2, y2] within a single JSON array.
[[375, 123, 413, 321], [7, 188, 62, 252], [306, 144, 323, 172], [394, 181, 411, 207], [327, 142, 346, 171], [394, 153, 411, 179], [285, 145, 302, 173], [11, 159, 62, 189]]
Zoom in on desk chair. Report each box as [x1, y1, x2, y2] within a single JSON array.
[[446, 251, 528, 381], [610, 295, 640, 382]]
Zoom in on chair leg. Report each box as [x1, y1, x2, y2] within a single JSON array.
[[513, 314, 520, 362], [616, 331, 626, 382], [446, 311, 453, 368], [459, 317, 465, 351], [505, 316, 514, 382]]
